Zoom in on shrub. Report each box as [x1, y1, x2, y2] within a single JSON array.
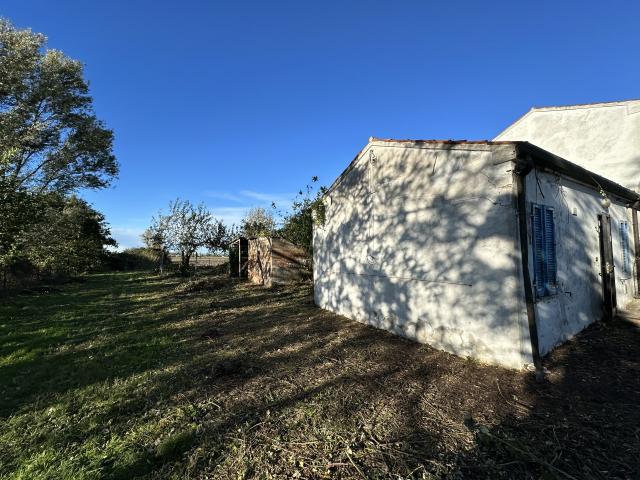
[[103, 248, 169, 272]]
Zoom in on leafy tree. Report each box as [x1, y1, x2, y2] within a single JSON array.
[[205, 220, 235, 254], [142, 227, 164, 250], [278, 177, 326, 256], [0, 185, 39, 261], [0, 19, 118, 193], [149, 199, 229, 274], [141, 226, 169, 272], [240, 206, 276, 238], [20, 194, 116, 278], [0, 185, 43, 287], [0, 19, 118, 288]]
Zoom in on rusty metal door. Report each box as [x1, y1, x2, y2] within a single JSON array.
[[598, 214, 617, 320]]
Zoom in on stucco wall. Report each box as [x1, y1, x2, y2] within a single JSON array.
[[524, 170, 636, 355], [314, 141, 533, 369], [495, 101, 640, 191]]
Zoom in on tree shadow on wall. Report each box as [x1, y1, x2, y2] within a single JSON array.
[[313, 142, 640, 477]]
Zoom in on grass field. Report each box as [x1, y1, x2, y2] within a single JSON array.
[[1, 271, 639, 479]]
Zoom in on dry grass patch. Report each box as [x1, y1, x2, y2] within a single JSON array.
[[1, 271, 638, 479]]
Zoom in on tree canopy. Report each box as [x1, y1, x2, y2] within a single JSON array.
[[21, 194, 116, 276], [240, 206, 276, 238], [278, 177, 325, 255], [0, 18, 118, 193], [149, 199, 231, 273], [0, 19, 118, 289]]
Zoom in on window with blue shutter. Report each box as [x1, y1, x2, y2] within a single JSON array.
[[620, 221, 631, 275], [531, 203, 557, 298]]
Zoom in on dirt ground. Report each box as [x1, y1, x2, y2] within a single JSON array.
[[197, 282, 640, 479], [1, 272, 639, 479]]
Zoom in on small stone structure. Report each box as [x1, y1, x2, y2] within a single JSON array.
[[230, 236, 310, 287]]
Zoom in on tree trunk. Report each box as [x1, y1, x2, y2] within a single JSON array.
[[180, 251, 191, 275]]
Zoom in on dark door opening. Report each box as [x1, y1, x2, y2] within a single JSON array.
[[229, 237, 249, 278], [598, 214, 617, 320]]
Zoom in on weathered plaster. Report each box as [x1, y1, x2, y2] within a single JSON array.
[[495, 100, 640, 191], [524, 170, 636, 355], [314, 140, 533, 369]]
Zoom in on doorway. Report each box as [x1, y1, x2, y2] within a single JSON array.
[[598, 214, 617, 320]]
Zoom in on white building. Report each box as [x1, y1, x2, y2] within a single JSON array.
[[495, 99, 640, 190], [314, 136, 640, 369]]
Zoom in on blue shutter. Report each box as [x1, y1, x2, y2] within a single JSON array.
[[625, 222, 631, 273], [620, 221, 630, 274], [531, 203, 557, 298], [544, 207, 557, 290], [532, 204, 546, 297]]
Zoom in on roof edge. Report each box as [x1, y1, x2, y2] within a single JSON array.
[[493, 108, 534, 140], [530, 98, 640, 112], [369, 137, 515, 145], [323, 138, 520, 197], [494, 99, 640, 140], [515, 142, 640, 204], [323, 141, 373, 197], [322, 138, 640, 205]]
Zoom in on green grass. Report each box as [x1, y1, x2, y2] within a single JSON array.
[[1, 271, 639, 479], [0, 271, 334, 479], [0, 273, 209, 479]]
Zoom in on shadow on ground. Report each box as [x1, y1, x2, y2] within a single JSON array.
[[0, 272, 638, 479]]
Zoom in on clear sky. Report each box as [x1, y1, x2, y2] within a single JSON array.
[[3, 0, 639, 248]]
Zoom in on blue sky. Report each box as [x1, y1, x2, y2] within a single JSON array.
[[3, 0, 639, 248]]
